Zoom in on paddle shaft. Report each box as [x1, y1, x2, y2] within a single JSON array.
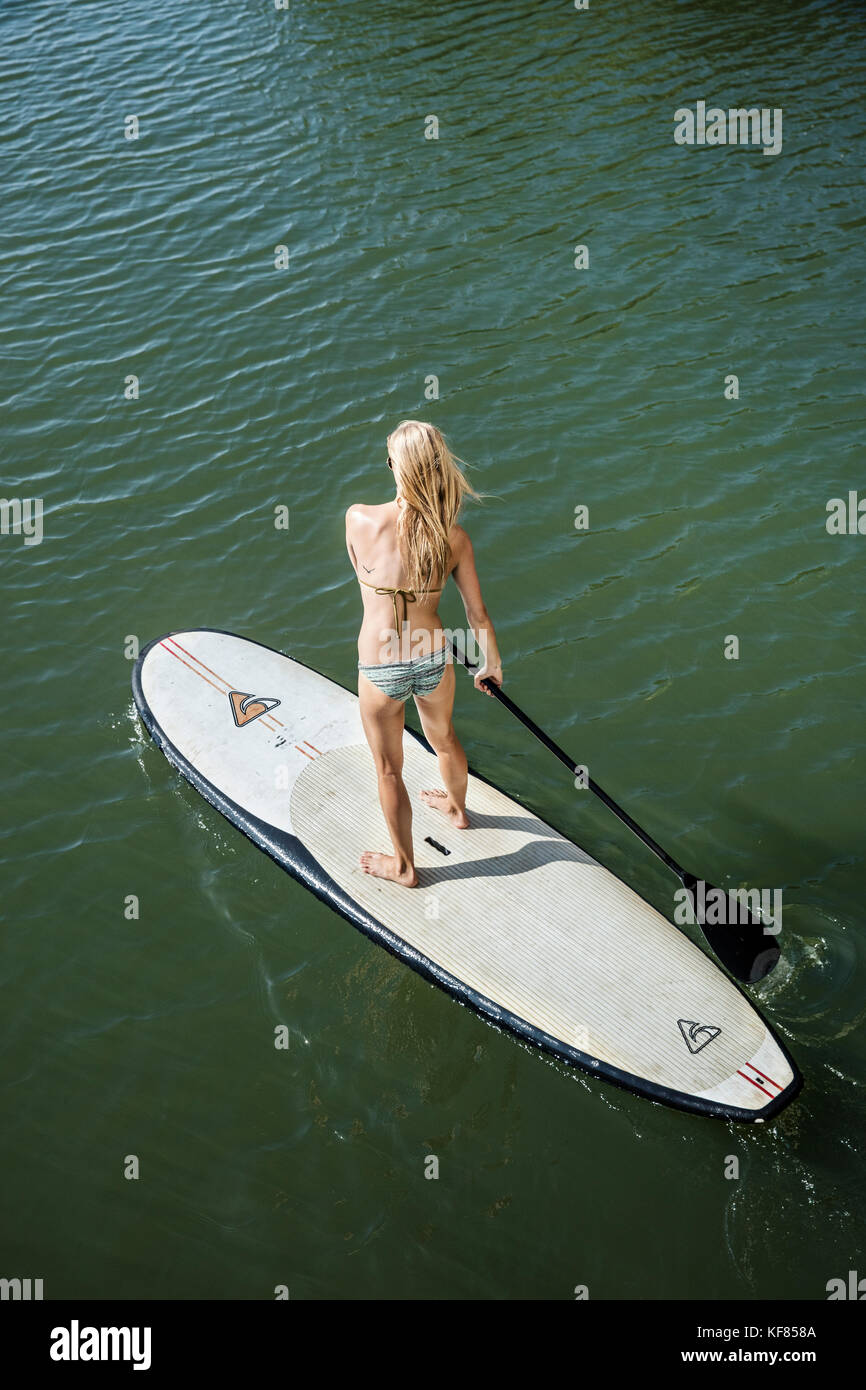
[[448, 642, 781, 983], [451, 647, 689, 885]]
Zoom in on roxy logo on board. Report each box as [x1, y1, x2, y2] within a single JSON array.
[[677, 1019, 721, 1053], [229, 690, 281, 727]]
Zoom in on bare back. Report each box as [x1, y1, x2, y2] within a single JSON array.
[[346, 500, 480, 665]]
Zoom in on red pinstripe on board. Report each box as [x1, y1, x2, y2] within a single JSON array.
[[736, 1060, 782, 1099], [737, 1070, 772, 1098], [746, 1064, 782, 1091], [159, 635, 285, 733]]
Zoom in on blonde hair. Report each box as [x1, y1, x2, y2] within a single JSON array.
[[388, 420, 480, 590]]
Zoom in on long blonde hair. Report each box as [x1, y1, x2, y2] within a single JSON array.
[[388, 420, 480, 590]]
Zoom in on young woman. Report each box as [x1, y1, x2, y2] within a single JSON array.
[[345, 420, 503, 886]]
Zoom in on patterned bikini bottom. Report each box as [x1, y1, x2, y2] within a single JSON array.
[[358, 644, 449, 703]]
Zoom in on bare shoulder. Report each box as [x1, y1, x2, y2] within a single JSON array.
[[448, 523, 473, 560], [345, 502, 384, 529]]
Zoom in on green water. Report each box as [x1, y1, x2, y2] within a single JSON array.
[[2, 0, 865, 1300]]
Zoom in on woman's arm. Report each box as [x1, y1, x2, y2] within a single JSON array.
[[450, 526, 503, 693]]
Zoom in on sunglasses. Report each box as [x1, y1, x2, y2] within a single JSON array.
[[387, 455, 394, 470]]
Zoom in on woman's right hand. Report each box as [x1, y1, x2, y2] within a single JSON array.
[[473, 661, 503, 696]]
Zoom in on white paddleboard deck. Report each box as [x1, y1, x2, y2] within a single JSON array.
[[132, 629, 801, 1121]]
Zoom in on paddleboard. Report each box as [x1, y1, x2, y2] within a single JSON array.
[[132, 629, 802, 1122]]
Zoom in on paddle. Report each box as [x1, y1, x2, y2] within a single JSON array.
[[449, 642, 781, 983]]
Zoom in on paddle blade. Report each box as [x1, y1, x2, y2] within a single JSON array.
[[681, 875, 782, 983]]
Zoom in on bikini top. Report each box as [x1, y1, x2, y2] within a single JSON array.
[[357, 576, 443, 633]]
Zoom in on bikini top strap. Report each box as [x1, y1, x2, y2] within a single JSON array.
[[357, 576, 443, 633]]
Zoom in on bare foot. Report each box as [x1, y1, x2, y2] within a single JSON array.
[[359, 852, 418, 886], [419, 788, 470, 829]]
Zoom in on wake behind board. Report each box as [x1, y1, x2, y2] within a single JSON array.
[[132, 629, 801, 1122]]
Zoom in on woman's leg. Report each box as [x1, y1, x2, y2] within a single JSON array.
[[412, 661, 470, 828], [357, 671, 418, 885]]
